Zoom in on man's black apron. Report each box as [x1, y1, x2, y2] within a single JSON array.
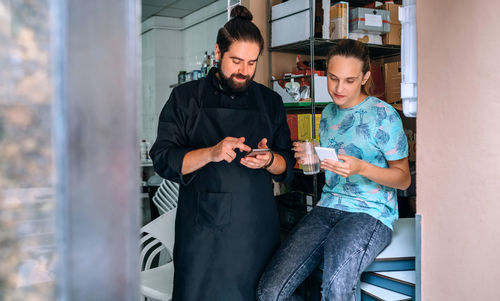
[[172, 79, 281, 301]]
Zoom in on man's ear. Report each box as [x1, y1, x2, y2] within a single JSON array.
[[214, 44, 221, 61]]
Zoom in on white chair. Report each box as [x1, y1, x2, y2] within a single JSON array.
[[152, 180, 179, 215], [140, 179, 179, 301], [140, 208, 176, 301]]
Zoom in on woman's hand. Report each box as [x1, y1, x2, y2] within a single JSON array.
[[321, 154, 411, 190], [320, 154, 365, 178], [292, 141, 307, 165]]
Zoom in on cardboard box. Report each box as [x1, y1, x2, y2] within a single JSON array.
[[382, 23, 401, 45], [297, 114, 311, 141], [370, 62, 385, 100], [378, 3, 401, 45], [379, 3, 400, 25], [348, 32, 382, 45], [271, 0, 331, 47], [315, 114, 321, 140], [297, 114, 321, 141], [383, 61, 401, 103], [286, 114, 298, 141], [329, 2, 348, 40], [349, 7, 390, 34]]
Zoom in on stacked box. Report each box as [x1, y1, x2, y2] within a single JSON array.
[[383, 24, 401, 45], [381, 3, 401, 25], [349, 7, 390, 34], [286, 114, 298, 141], [370, 62, 385, 100], [348, 32, 382, 45], [384, 61, 401, 104], [297, 114, 322, 141], [380, 3, 401, 45], [271, 0, 331, 47], [330, 2, 348, 40]]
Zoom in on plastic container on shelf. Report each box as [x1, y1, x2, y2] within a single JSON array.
[[192, 70, 201, 80]]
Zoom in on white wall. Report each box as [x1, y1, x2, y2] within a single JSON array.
[[417, 0, 500, 300], [140, 1, 227, 144], [183, 2, 227, 72], [141, 17, 183, 144]]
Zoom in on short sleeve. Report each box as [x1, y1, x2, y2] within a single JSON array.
[[375, 108, 408, 161]]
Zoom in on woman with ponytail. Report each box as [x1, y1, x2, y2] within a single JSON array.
[[257, 39, 410, 301]]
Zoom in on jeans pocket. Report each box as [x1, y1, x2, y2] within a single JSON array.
[[196, 192, 232, 228]]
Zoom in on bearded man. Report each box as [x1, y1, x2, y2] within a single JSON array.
[[149, 5, 295, 301]]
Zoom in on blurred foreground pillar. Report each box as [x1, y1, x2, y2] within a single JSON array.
[[0, 0, 141, 300]]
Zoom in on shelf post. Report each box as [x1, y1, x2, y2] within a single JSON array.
[[309, 0, 318, 205]]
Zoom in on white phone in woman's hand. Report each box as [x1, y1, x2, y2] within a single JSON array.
[[314, 147, 338, 162]]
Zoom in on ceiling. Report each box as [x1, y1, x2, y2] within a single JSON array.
[[142, 0, 220, 21]]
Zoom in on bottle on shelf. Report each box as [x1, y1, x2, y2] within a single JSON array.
[[140, 139, 151, 162], [210, 51, 217, 69], [178, 71, 186, 84], [201, 51, 211, 77]]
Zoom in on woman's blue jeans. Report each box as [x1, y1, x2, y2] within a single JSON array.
[[257, 206, 392, 301]]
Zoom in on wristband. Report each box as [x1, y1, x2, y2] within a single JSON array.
[[261, 151, 274, 169]]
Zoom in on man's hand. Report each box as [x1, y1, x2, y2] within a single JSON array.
[[210, 137, 251, 163], [240, 138, 272, 169]]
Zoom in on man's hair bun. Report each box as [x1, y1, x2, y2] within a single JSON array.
[[230, 5, 253, 21], [217, 4, 263, 58]]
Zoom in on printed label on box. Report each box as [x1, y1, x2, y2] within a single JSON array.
[[365, 13, 382, 27]]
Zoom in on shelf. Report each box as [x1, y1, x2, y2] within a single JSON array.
[[141, 160, 153, 167], [270, 38, 401, 59], [283, 102, 331, 108], [271, 74, 311, 81]]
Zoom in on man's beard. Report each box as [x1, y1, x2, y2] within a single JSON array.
[[218, 68, 255, 94]]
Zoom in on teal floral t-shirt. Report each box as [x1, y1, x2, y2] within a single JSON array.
[[317, 96, 408, 230]]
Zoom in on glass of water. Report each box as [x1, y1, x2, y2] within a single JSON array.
[[296, 140, 320, 175]]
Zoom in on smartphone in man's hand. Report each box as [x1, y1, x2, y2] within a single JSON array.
[[244, 149, 270, 157]]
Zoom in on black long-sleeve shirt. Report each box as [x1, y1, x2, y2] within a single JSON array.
[[149, 68, 295, 186]]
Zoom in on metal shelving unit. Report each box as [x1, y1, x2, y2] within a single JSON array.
[[282, 102, 331, 108], [267, 0, 321, 205], [268, 1, 401, 206], [270, 38, 401, 59]]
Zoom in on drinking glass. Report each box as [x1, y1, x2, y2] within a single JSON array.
[[297, 140, 320, 175]]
